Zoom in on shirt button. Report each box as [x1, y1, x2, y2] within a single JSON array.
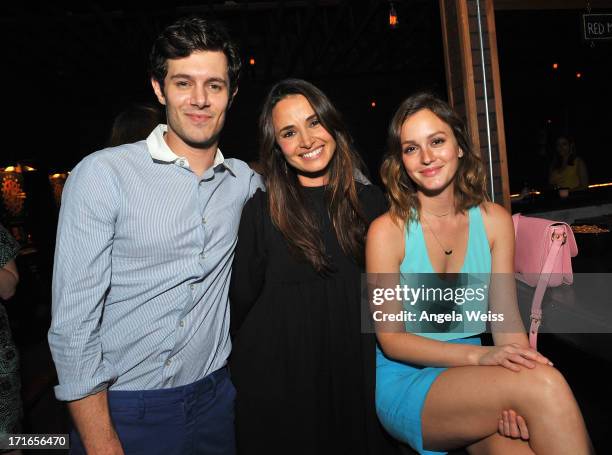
[[165, 359, 172, 366], [201, 217, 207, 224], [200, 252, 206, 259], [179, 320, 185, 327], [190, 284, 195, 290], [177, 159, 185, 167]]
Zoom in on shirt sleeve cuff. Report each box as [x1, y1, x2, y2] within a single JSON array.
[[54, 377, 113, 402]]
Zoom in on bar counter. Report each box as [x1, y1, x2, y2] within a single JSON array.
[[511, 184, 612, 224]]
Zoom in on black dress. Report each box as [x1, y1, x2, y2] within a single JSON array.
[[229, 183, 399, 455]]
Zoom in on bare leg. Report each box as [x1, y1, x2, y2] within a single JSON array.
[[467, 433, 534, 455], [421, 364, 593, 454]]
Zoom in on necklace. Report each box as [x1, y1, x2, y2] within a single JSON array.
[[422, 207, 452, 217], [421, 215, 453, 255]]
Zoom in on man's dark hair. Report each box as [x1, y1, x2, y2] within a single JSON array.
[[150, 16, 241, 96]]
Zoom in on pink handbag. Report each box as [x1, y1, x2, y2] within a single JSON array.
[[512, 214, 578, 349]]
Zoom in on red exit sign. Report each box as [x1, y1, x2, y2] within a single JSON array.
[[583, 14, 612, 40]]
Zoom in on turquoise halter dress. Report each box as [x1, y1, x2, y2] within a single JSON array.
[[375, 206, 491, 455]]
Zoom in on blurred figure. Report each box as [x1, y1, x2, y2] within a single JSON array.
[[0, 223, 22, 455], [108, 103, 164, 147], [548, 135, 588, 190]]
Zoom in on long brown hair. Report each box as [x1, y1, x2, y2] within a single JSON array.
[[380, 92, 488, 224], [259, 79, 367, 273]]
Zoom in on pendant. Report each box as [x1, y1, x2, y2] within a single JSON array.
[[445, 250, 453, 255]]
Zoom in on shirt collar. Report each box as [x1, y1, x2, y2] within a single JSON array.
[[145, 124, 235, 175]]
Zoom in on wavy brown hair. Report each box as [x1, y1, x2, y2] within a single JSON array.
[[381, 93, 488, 224], [260, 79, 368, 274]]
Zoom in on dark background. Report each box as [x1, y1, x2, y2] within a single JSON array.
[[2, 3, 610, 192], [1, 1, 445, 179], [497, 8, 612, 191]]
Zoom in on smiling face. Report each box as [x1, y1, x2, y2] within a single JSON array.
[[151, 50, 234, 155], [272, 94, 336, 187], [400, 108, 463, 194]]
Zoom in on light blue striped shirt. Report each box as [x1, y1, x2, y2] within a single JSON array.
[[49, 124, 263, 401]]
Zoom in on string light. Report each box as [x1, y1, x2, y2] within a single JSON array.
[[1, 164, 36, 172], [371, 101, 376, 108], [552, 63, 559, 70], [576, 72, 582, 79], [510, 191, 541, 198], [249, 57, 255, 66], [389, 2, 398, 29]]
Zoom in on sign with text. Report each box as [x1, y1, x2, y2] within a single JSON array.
[[583, 14, 612, 40]]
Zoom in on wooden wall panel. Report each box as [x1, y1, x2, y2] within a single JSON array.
[[439, 0, 510, 208]]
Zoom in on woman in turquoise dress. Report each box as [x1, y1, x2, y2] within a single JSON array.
[[366, 93, 593, 454]]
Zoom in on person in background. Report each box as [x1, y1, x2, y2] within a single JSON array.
[[548, 135, 588, 190], [0, 224, 22, 455], [229, 79, 399, 454], [49, 16, 262, 454], [108, 103, 164, 147], [368, 93, 593, 454]]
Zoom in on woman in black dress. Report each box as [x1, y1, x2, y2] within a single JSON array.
[[229, 79, 398, 454]]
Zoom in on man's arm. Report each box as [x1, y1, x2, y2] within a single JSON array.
[[48, 155, 122, 453], [69, 391, 123, 454]]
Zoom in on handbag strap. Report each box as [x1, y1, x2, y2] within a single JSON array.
[[529, 226, 566, 349], [511, 214, 520, 241]]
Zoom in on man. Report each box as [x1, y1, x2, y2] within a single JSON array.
[[49, 17, 262, 454]]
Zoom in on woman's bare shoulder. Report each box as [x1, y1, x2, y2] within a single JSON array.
[[479, 202, 514, 248], [367, 211, 406, 268], [480, 201, 511, 220], [368, 211, 405, 242]]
